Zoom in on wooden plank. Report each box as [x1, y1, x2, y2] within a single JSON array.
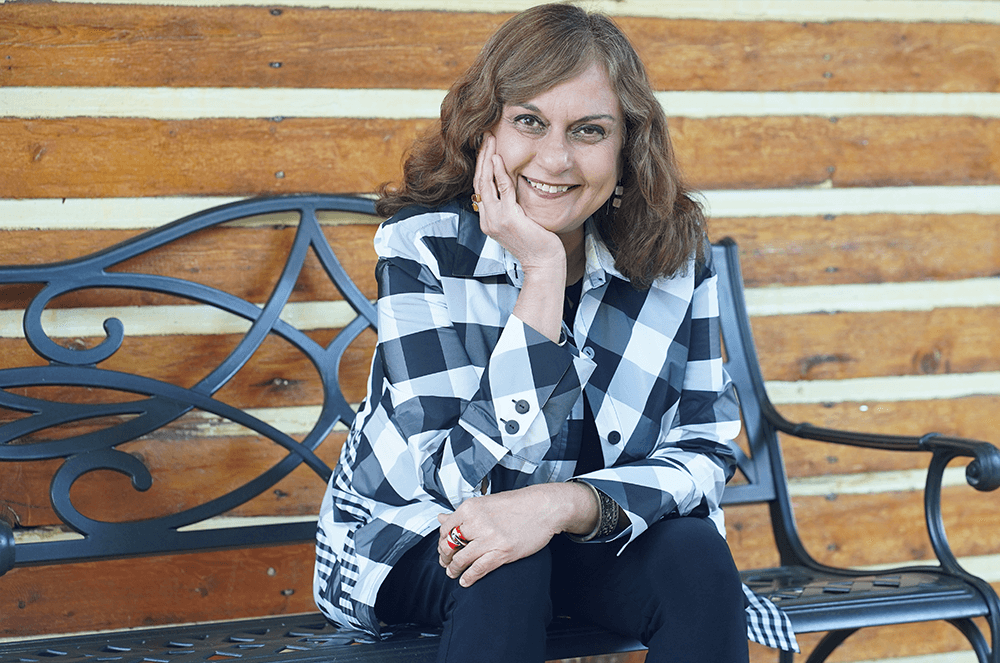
[[3, 6, 999, 92], [712, 213, 1000, 287], [0, 432, 346, 528], [666, 115, 1000, 191], [777, 396, 1000, 478], [0, 224, 379, 308], [3, 116, 998, 198], [750, 307, 1000, 382], [755, 617, 994, 663], [0, 327, 377, 408], [0, 542, 319, 637], [5, 395, 996, 526], [725, 484, 1000, 571], [0, 118, 429, 199], [2, 212, 997, 293]]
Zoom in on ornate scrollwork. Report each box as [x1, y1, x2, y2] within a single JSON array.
[[0, 195, 379, 559]]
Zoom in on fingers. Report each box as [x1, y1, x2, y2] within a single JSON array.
[[490, 152, 515, 204], [473, 133, 497, 204], [436, 511, 488, 586]]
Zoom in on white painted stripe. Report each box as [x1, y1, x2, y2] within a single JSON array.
[[3, 187, 998, 231], [0, 197, 380, 231], [859, 553, 1000, 584], [4, 87, 998, 120], [193, 405, 351, 436], [745, 278, 1000, 316], [0, 88, 446, 120], [36, 0, 1000, 23], [787, 467, 969, 497], [659, 92, 1000, 119], [699, 185, 1000, 218], [0, 301, 361, 338], [0, 197, 246, 231], [767, 372, 1000, 405]]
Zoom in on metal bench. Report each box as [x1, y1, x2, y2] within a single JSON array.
[[1, 194, 997, 662]]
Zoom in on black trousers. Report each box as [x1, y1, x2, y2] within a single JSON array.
[[375, 515, 750, 663]]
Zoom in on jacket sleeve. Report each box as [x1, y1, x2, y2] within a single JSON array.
[[575, 252, 741, 547], [360, 221, 596, 509]]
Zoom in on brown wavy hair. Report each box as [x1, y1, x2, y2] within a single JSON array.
[[376, 3, 705, 286]]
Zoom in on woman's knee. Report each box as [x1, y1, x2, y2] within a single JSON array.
[[452, 545, 553, 614], [643, 517, 740, 580]]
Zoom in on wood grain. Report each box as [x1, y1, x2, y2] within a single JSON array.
[[0, 118, 429, 198], [0, 223, 380, 308], [3, 214, 997, 293], [1, 543, 319, 637], [751, 306, 1000, 381], [3, 116, 998, 198], [0, 432, 346, 528], [777, 396, 1000, 478], [0, 326, 377, 407], [725, 484, 1000, 570], [711, 213, 1000, 287], [3, 6, 998, 92]]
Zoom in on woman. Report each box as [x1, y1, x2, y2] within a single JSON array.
[[315, 4, 797, 661]]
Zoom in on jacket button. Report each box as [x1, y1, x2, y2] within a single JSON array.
[[608, 431, 622, 445], [582, 346, 595, 359], [514, 399, 530, 414], [505, 420, 520, 435]]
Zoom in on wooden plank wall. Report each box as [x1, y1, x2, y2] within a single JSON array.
[[1, 2, 999, 662]]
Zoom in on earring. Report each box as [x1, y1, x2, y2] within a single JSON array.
[[611, 184, 624, 209]]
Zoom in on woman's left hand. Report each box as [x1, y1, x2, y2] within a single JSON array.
[[437, 482, 598, 587]]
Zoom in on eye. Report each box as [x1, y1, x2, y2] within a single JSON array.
[[572, 124, 607, 142], [512, 114, 545, 133]]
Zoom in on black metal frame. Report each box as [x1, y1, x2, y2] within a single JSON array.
[[715, 237, 1000, 663], [0, 197, 997, 662]]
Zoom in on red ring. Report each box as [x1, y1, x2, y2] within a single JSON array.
[[445, 537, 463, 551], [453, 525, 468, 544]]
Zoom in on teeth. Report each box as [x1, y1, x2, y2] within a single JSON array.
[[526, 178, 571, 194]]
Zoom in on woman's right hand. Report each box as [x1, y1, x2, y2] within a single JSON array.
[[474, 133, 567, 277], [474, 133, 568, 342]]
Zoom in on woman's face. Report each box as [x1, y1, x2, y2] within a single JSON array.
[[491, 62, 624, 237]]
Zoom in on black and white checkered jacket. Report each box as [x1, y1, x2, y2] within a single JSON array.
[[315, 198, 797, 652]]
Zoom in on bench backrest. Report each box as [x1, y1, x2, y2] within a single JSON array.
[[0, 195, 789, 575]]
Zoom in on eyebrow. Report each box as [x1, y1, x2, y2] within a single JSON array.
[[511, 102, 618, 124]]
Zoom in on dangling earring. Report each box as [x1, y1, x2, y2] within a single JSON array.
[[611, 183, 624, 209]]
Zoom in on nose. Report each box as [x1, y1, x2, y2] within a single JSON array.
[[536, 131, 572, 174]]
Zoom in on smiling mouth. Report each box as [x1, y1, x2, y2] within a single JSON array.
[[524, 177, 575, 195]]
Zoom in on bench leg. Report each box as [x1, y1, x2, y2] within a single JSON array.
[[947, 618, 991, 663], [797, 621, 992, 663]]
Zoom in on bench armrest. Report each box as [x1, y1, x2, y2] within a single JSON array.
[[760, 397, 1000, 575], [761, 396, 1000, 492], [1, 519, 13, 576]]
